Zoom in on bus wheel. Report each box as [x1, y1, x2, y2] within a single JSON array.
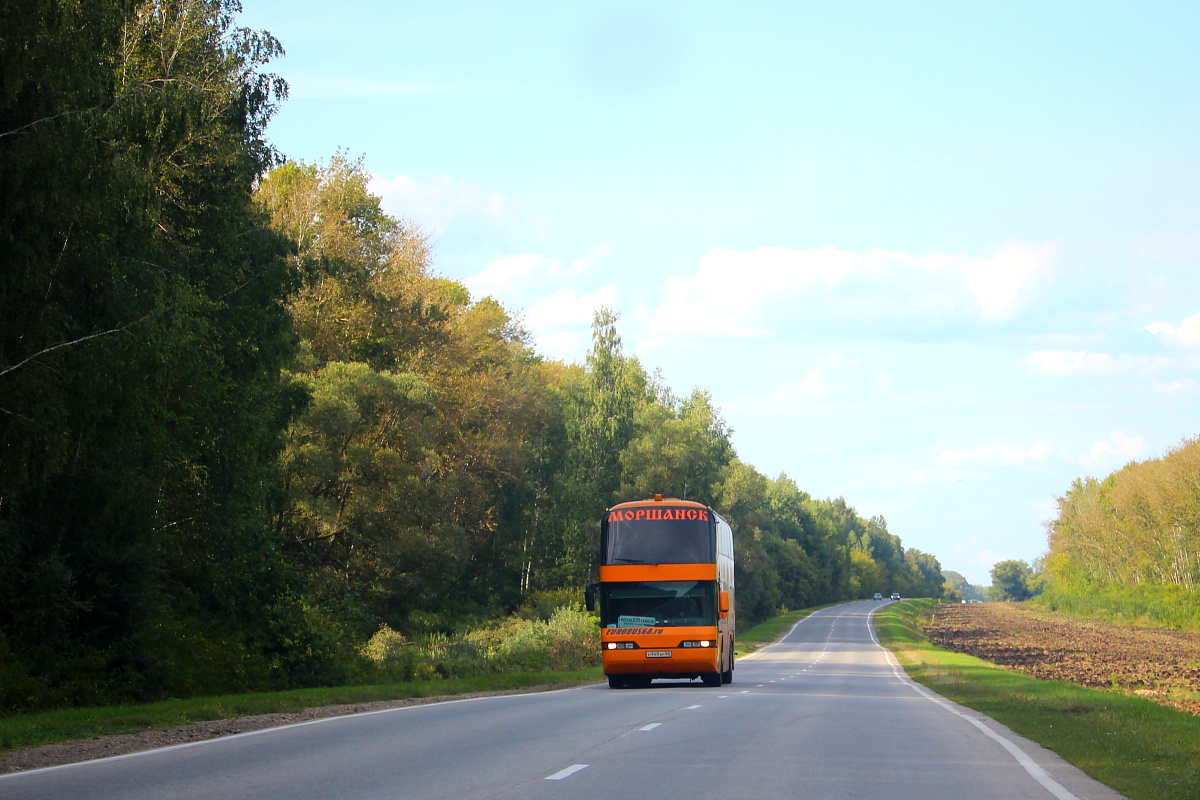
[[701, 672, 721, 687], [608, 676, 627, 689]]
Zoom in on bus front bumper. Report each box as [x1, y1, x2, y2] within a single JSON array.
[[602, 648, 719, 677]]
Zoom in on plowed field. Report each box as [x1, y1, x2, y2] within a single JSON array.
[[922, 602, 1200, 715]]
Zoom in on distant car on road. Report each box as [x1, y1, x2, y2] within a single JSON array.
[[891, 592, 900, 600], [873, 592, 883, 601]]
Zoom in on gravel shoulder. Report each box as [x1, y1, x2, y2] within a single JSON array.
[[0, 685, 574, 775], [923, 602, 1200, 715]]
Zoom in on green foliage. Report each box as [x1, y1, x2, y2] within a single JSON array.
[[0, 0, 310, 712], [358, 608, 599, 684], [1, 11, 953, 713], [942, 570, 987, 602], [1047, 437, 1200, 590], [991, 559, 1041, 602], [1041, 437, 1200, 630], [1037, 581, 1200, 633], [620, 385, 733, 505]]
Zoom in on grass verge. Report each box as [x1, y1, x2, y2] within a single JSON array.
[[0, 668, 603, 752], [876, 599, 1200, 800]]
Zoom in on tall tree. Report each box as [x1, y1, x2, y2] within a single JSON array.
[[259, 156, 572, 630], [559, 308, 641, 583], [620, 386, 733, 504], [0, 0, 303, 709], [991, 560, 1037, 602]]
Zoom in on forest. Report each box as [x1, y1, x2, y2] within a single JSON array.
[[0, 0, 945, 714], [1040, 436, 1200, 629]]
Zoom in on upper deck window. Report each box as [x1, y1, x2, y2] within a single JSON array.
[[603, 507, 714, 565]]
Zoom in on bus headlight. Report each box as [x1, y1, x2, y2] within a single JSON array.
[[606, 642, 637, 650], [680, 640, 713, 648]]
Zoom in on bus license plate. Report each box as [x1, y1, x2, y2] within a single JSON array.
[[645, 651, 671, 658]]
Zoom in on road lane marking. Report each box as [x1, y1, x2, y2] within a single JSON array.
[[686, 704, 702, 709], [1, 685, 599, 781], [546, 764, 589, 781], [639, 723, 662, 731], [868, 607, 1079, 800]]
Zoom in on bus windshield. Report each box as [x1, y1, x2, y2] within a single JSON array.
[[604, 511, 714, 565], [601, 581, 715, 628]]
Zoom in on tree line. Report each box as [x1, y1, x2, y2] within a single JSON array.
[[1046, 437, 1200, 593], [0, 0, 944, 713]]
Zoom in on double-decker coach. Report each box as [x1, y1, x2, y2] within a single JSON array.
[[586, 495, 735, 688]]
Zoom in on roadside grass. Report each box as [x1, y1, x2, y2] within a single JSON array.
[[877, 599, 1200, 800], [0, 668, 603, 752]]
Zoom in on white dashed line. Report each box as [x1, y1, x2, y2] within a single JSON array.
[[546, 764, 589, 781], [639, 723, 662, 731], [686, 704, 702, 710]]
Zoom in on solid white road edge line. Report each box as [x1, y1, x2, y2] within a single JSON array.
[[866, 607, 1080, 800], [545, 764, 589, 781], [0, 684, 593, 781]]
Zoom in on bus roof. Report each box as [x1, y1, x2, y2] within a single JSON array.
[[607, 496, 711, 512]]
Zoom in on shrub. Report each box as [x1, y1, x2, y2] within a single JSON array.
[[360, 607, 600, 683]]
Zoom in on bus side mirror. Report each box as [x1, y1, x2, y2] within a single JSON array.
[[585, 583, 598, 612], [719, 590, 729, 617]]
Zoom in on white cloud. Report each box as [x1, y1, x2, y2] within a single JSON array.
[[523, 285, 619, 330], [466, 245, 609, 302], [517, 285, 620, 361], [954, 241, 1057, 321], [368, 173, 545, 245], [1025, 350, 1168, 376], [1083, 431, 1147, 465], [1146, 312, 1200, 347], [651, 246, 855, 338], [771, 369, 835, 402], [726, 369, 841, 418], [533, 330, 586, 361], [648, 241, 1055, 339], [1154, 379, 1199, 395], [907, 468, 980, 485], [937, 441, 1056, 467]]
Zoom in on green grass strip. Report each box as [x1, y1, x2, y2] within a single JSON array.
[[0, 668, 603, 752], [876, 599, 1200, 800]]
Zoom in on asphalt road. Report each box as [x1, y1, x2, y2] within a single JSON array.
[[0, 601, 1126, 800]]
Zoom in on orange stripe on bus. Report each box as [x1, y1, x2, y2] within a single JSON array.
[[599, 564, 718, 582]]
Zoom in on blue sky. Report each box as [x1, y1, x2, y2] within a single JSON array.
[[237, 1, 1200, 585]]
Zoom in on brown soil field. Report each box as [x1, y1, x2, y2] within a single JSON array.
[[923, 602, 1200, 715]]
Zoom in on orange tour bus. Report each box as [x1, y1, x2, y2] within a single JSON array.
[[586, 495, 735, 688]]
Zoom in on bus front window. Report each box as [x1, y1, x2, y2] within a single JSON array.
[[601, 581, 715, 628]]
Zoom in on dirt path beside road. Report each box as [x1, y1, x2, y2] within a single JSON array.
[[923, 602, 1200, 715]]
